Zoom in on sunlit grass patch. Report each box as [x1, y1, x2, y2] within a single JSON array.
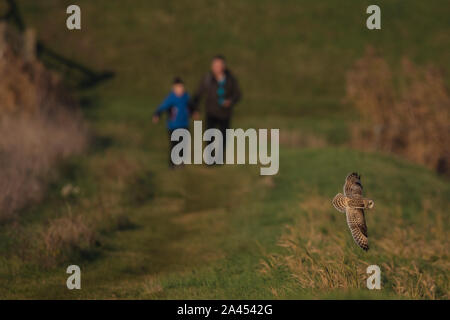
[[261, 192, 449, 299]]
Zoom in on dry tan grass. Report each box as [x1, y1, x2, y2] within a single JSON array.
[[0, 111, 87, 221], [260, 194, 449, 299], [346, 46, 450, 176], [41, 214, 96, 263], [260, 194, 367, 292], [0, 23, 88, 220], [141, 277, 164, 296]]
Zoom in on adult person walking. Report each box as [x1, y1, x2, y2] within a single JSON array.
[[189, 55, 242, 159]]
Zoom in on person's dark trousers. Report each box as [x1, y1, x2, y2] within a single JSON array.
[[206, 115, 230, 163], [168, 128, 188, 168]]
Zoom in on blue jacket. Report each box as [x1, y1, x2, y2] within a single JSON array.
[[154, 91, 191, 130]]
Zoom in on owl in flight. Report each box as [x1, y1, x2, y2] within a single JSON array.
[[332, 173, 374, 251]]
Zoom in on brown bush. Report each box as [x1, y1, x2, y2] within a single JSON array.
[[0, 112, 87, 220], [0, 23, 88, 220], [42, 214, 96, 264], [0, 23, 75, 114], [346, 46, 450, 176]]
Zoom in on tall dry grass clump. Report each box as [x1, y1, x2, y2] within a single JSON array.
[[41, 214, 97, 265], [346, 46, 450, 176], [0, 23, 88, 221]]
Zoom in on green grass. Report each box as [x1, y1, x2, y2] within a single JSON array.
[[0, 0, 448, 299], [1, 147, 448, 299]]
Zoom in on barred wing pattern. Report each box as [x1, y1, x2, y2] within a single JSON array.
[[332, 193, 346, 213], [345, 207, 369, 251]]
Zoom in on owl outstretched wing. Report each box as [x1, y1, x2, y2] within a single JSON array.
[[345, 207, 369, 251], [332, 193, 347, 213]]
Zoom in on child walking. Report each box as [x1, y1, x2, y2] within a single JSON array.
[[153, 77, 191, 168]]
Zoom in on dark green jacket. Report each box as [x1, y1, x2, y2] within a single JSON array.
[[189, 70, 242, 120]]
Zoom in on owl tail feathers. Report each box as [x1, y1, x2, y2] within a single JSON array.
[[332, 193, 347, 213]]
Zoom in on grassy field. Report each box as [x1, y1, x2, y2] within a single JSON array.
[[0, 0, 448, 299]]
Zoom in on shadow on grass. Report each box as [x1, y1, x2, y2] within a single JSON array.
[[123, 171, 156, 206], [90, 135, 115, 152]]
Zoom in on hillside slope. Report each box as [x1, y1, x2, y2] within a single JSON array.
[[1, 146, 448, 299], [0, 0, 448, 299]]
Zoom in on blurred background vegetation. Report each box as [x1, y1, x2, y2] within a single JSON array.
[[0, 0, 448, 299]]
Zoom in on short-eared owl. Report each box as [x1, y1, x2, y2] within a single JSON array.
[[332, 172, 374, 251]]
